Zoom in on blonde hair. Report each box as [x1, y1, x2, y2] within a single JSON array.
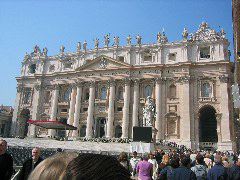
[[28, 152, 78, 180], [162, 154, 170, 165]]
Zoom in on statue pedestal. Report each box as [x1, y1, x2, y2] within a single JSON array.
[[130, 142, 155, 153]]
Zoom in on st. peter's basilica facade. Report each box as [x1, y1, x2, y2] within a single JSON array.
[[11, 22, 236, 151]]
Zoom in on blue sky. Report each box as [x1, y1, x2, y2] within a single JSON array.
[[0, 0, 233, 106]]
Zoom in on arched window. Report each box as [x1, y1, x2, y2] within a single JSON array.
[[63, 87, 71, 101], [118, 86, 123, 100], [201, 82, 212, 97], [100, 86, 107, 100], [144, 85, 152, 98], [169, 84, 176, 98]]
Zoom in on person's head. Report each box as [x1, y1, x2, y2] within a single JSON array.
[[142, 153, 148, 161], [0, 139, 7, 155], [170, 157, 180, 169], [132, 151, 137, 158], [28, 152, 78, 180], [180, 155, 191, 168], [214, 154, 222, 164], [65, 153, 131, 180], [205, 153, 211, 159], [32, 147, 41, 161], [162, 154, 170, 165], [222, 156, 228, 162], [236, 156, 240, 166], [148, 153, 154, 159], [118, 152, 128, 162], [196, 154, 204, 165]]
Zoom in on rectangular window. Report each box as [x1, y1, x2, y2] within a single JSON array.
[[200, 46, 210, 59], [118, 56, 125, 62], [117, 107, 123, 111], [168, 53, 176, 61], [64, 62, 72, 69], [61, 109, 68, 113]]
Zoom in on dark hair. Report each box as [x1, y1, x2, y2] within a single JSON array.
[[170, 157, 180, 168], [118, 152, 128, 162], [196, 154, 204, 165], [66, 153, 131, 180], [180, 156, 191, 167]]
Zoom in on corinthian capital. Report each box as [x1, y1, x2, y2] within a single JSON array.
[[16, 85, 24, 93], [107, 79, 116, 87], [219, 75, 229, 83], [89, 80, 95, 88]]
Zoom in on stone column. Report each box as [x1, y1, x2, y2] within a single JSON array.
[[155, 78, 162, 140], [132, 79, 139, 128], [66, 84, 77, 136], [72, 83, 83, 137], [106, 80, 115, 138], [122, 79, 130, 138], [11, 85, 23, 137], [48, 85, 60, 137], [29, 84, 42, 137], [86, 81, 95, 138], [218, 76, 233, 150], [216, 113, 222, 143], [179, 76, 191, 148]]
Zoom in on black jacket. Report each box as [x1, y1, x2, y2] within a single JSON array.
[[228, 164, 240, 180], [0, 153, 13, 180], [172, 166, 197, 180], [17, 157, 43, 180]]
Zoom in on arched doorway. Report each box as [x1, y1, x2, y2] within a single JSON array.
[[18, 109, 30, 138], [199, 106, 218, 149]]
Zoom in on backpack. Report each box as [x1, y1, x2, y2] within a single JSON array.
[[193, 165, 207, 180]]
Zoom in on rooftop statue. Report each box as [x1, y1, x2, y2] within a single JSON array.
[[126, 35, 132, 45], [94, 38, 99, 50], [220, 28, 226, 39], [24, 52, 30, 61], [136, 34, 142, 46], [83, 40, 87, 52], [42, 47, 48, 56], [60, 45, 65, 54], [161, 31, 168, 43], [113, 36, 120, 47], [77, 42, 81, 52], [182, 28, 188, 41], [104, 34, 110, 47], [33, 45, 41, 54], [157, 32, 161, 44]]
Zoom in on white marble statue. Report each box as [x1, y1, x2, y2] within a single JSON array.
[[157, 32, 161, 43], [83, 40, 87, 52], [114, 36, 120, 47], [104, 34, 110, 47], [182, 28, 188, 40], [60, 45, 65, 54], [94, 38, 99, 49], [77, 42, 81, 52], [126, 35, 132, 45], [136, 34, 142, 46]]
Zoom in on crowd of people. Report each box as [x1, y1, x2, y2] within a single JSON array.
[[1, 138, 240, 180]]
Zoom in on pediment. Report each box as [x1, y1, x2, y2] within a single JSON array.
[[76, 55, 131, 71]]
